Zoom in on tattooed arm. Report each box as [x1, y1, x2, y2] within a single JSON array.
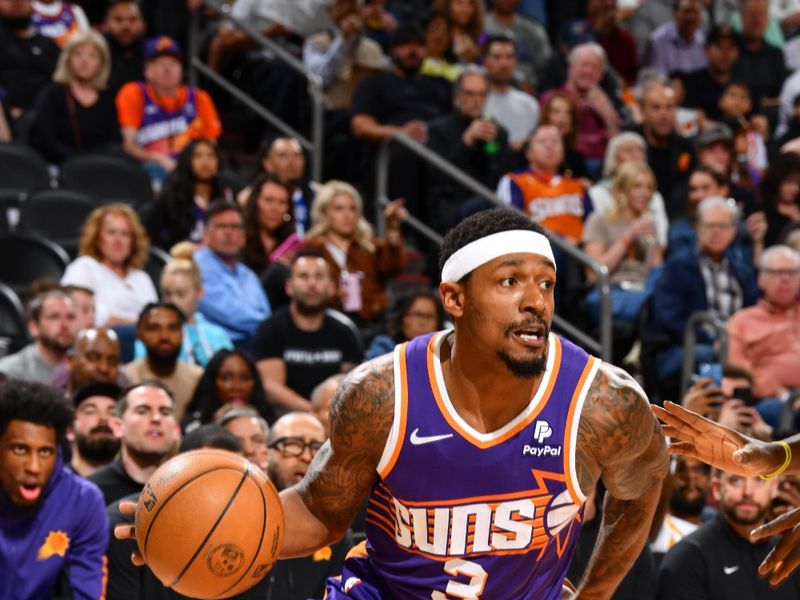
[[279, 355, 395, 558], [574, 364, 669, 600]]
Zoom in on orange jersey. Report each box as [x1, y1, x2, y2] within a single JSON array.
[[497, 170, 590, 242]]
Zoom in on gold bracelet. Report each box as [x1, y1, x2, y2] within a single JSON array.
[[760, 441, 792, 480]]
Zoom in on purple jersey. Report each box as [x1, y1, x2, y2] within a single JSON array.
[[31, 3, 80, 47], [333, 331, 600, 600], [136, 83, 199, 158]]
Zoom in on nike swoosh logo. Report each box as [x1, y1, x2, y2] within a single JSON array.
[[723, 566, 739, 575], [410, 428, 454, 445]]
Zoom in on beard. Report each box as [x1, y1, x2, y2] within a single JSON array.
[[75, 426, 120, 465], [722, 501, 770, 526], [496, 317, 549, 379], [146, 346, 181, 367], [295, 297, 326, 316], [670, 489, 706, 518], [39, 333, 72, 355]]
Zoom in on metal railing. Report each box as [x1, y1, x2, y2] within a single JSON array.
[[189, 0, 325, 182], [680, 311, 729, 394], [374, 132, 614, 362]]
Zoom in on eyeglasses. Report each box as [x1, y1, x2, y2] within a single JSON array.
[[698, 222, 735, 231], [762, 268, 800, 278], [268, 436, 324, 458]]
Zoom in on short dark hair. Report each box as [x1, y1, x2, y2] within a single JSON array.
[[438, 208, 547, 277], [0, 379, 73, 443], [484, 34, 516, 54], [136, 301, 186, 328], [204, 200, 244, 226], [179, 424, 243, 454], [116, 380, 174, 417], [292, 247, 327, 265]]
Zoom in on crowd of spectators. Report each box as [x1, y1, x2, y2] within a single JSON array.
[[4, 0, 800, 598]]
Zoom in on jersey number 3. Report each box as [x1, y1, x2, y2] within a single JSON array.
[[431, 559, 487, 599]]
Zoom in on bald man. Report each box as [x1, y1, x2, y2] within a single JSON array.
[[265, 412, 353, 600], [65, 328, 124, 392]]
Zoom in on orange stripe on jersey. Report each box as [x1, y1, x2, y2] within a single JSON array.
[[378, 343, 410, 480], [562, 356, 600, 503], [345, 540, 369, 560], [427, 334, 562, 449]]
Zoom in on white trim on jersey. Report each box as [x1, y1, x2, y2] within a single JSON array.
[[376, 343, 406, 477], [566, 357, 602, 505]]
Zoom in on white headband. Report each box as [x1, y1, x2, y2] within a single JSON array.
[[441, 230, 556, 283]]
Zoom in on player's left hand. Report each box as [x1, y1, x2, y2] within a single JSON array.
[[114, 501, 145, 566], [652, 401, 781, 477], [752, 505, 800, 586]]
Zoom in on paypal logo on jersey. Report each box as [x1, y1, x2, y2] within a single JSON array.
[[522, 420, 561, 457]]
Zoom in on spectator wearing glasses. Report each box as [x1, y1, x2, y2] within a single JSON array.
[[194, 201, 271, 348], [728, 246, 800, 421], [264, 412, 353, 600], [366, 290, 445, 359]]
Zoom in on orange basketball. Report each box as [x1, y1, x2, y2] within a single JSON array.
[[135, 449, 284, 599]]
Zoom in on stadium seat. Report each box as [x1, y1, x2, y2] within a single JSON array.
[[0, 144, 51, 225], [0, 234, 70, 301], [61, 153, 154, 207], [145, 245, 172, 293], [0, 282, 28, 358], [18, 190, 97, 256]]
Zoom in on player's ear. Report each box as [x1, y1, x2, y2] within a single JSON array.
[[439, 281, 465, 319]]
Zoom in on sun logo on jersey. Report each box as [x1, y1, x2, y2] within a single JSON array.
[[37, 530, 70, 560]]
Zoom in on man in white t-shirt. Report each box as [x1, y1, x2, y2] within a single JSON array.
[[483, 35, 540, 152]]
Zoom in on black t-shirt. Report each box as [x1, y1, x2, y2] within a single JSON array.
[[351, 70, 452, 126], [251, 308, 362, 401], [31, 82, 121, 164], [104, 34, 145, 97], [683, 68, 728, 121], [734, 39, 788, 104], [87, 459, 142, 507], [632, 127, 696, 219], [0, 26, 60, 111]]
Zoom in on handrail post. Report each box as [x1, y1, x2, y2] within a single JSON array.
[[309, 79, 325, 183], [375, 140, 391, 236], [597, 266, 613, 363], [188, 8, 199, 88], [681, 311, 729, 394]]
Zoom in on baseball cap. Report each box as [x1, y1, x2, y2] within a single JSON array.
[[388, 23, 425, 49], [144, 36, 183, 62], [694, 122, 733, 148], [706, 24, 739, 46], [72, 381, 122, 409], [560, 19, 595, 49]]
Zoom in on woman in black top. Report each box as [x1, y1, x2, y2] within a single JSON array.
[[31, 29, 121, 164], [760, 152, 800, 248], [146, 138, 234, 249]]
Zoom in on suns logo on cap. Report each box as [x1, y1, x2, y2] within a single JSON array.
[[37, 530, 70, 560], [155, 36, 173, 51]]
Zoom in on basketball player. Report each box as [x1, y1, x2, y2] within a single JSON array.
[[118, 208, 668, 598], [654, 400, 800, 587]]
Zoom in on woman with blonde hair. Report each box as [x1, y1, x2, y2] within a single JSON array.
[[582, 161, 664, 326], [31, 28, 121, 164], [133, 242, 232, 366], [61, 203, 157, 326], [588, 131, 669, 246], [303, 180, 407, 325]]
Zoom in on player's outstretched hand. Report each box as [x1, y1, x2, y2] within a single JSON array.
[[652, 401, 782, 477], [752, 506, 800, 586], [114, 500, 145, 566]]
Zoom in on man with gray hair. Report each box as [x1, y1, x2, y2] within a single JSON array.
[[0, 289, 77, 384], [540, 41, 620, 177], [728, 245, 800, 416], [650, 196, 759, 383], [427, 65, 513, 232]]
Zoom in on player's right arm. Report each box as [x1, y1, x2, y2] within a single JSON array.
[[279, 355, 395, 558]]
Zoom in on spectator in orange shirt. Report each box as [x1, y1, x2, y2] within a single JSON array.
[[115, 36, 221, 183], [728, 245, 800, 426]]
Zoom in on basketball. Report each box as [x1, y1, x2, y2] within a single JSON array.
[[135, 449, 284, 599]]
